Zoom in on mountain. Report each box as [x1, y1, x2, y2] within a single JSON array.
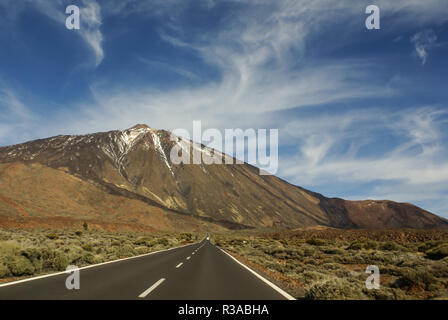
[[0, 124, 447, 232]]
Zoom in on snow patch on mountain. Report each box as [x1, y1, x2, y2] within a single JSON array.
[[101, 127, 151, 177], [151, 131, 174, 177]]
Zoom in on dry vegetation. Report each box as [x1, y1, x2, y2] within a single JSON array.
[[214, 228, 448, 300], [0, 228, 201, 283]]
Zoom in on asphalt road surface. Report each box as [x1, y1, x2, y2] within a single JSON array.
[[0, 238, 292, 300]]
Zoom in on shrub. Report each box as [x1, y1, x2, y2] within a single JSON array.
[[20, 248, 44, 272], [303, 247, 317, 257], [81, 243, 94, 252], [429, 262, 448, 278], [229, 239, 245, 246], [135, 246, 149, 255], [0, 263, 10, 278], [345, 240, 378, 251], [323, 248, 344, 255], [116, 244, 136, 258], [306, 239, 326, 246], [391, 269, 438, 291], [301, 271, 327, 284], [380, 242, 403, 251], [20, 248, 42, 261], [52, 251, 69, 271], [305, 278, 365, 300], [418, 241, 446, 253], [321, 263, 343, 271], [134, 236, 153, 246], [346, 242, 363, 250], [179, 233, 192, 241], [381, 265, 408, 277], [0, 241, 20, 256], [77, 252, 96, 264], [271, 251, 288, 259], [7, 256, 35, 276], [154, 238, 169, 247], [364, 241, 378, 250], [363, 287, 407, 300], [45, 233, 59, 240], [425, 245, 448, 260]]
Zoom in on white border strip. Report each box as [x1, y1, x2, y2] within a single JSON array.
[[0, 239, 204, 288], [218, 247, 296, 300]]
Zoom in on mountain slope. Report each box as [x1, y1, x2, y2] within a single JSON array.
[[1, 124, 447, 231], [0, 162, 225, 232]]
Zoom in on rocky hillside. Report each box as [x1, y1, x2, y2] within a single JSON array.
[[0, 124, 447, 231]]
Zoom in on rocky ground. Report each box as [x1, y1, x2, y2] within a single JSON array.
[[215, 227, 448, 300]]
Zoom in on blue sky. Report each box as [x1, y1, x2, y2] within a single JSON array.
[[1, 0, 448, 218]]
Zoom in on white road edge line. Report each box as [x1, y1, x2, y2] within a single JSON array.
[[218, 247, 296, 301], [0, 237, 207, 288], [176, 263, 183, 268], [138, 278, 165, 298]]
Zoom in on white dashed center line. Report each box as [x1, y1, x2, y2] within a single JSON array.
[[186, 256, 191, 260], [138, 278, 165, 298], [176, 262, 183, 268]]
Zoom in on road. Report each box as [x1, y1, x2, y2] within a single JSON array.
[[0, 238, 293, 300]]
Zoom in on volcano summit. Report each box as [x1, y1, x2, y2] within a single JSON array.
[[0, 125, 447, 232]]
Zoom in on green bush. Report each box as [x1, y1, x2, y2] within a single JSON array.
[[364, 241, 378, 250], [364, 287, 407, 300], [345, 240, 378, 251], [301, 271, 327, 284], [418, 241, 446, 253], [7, 256, 35, 276], [134, 236, 153, 246], [323, 248, 344, 255], [380, 242, 402, 251], [392, 269, 438, 291], [0, 241, 20, 256], [0, 263, 10, 278], [20, 248, 45, 272], [306, 239, 326, 246], [135, 246, 149, 255], [81, 243, 94, 252], [229, 239, 244, 246], [346, 242, 363, 250], [425, 245, 448, 260], [155, 238, 169, 247], [45, 233, 59, 240], [116, 244, 136, 257], [52, 251, 69, 271], [305, 278, 365, 300], [179, 233, 192, 241], [302, 247, 318, 257]]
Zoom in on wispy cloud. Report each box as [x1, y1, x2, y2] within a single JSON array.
[[137, 56, 199, 81], [79, 0, 104, 66], [280, 107, 448, 216], [411, 29, 437, 65], [3, 0, 105, 67], [0, 86, 36, 145]]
